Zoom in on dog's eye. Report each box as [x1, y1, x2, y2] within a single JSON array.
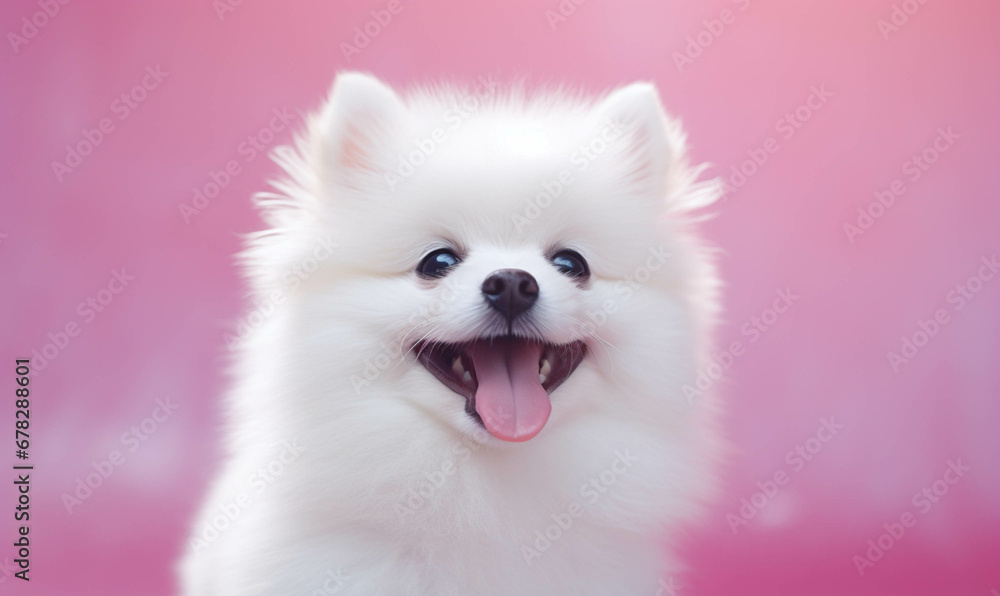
[[551, 250, 589, 279], [417, 248, 461, 278]]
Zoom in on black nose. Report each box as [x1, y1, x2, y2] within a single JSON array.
[[481, 269, 539, 322]]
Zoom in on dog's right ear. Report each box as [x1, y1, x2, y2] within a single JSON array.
[[313, 71, 406, 193]]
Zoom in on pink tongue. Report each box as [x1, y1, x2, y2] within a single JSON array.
[[467, 339, 550, 442]]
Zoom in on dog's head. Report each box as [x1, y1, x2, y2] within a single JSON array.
[[242, 73, 719, 446]]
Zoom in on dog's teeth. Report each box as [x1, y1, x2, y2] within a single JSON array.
[[539, 359, 552, 377], [539, 373, 548, 384], [452, 357, 465, 376], [462, 371, 473, 386]]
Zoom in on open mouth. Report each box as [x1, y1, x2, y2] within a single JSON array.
[[415, 337, 586, 442]]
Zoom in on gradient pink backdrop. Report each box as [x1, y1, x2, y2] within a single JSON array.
[[1, 1, 998, 594]]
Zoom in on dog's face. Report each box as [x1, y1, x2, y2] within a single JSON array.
[[252, 74, 715, 447]]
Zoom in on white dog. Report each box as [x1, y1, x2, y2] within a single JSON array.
[[180, 72, 723, 596]]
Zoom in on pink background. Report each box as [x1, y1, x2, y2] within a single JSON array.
[[2, 0, 998, 594]]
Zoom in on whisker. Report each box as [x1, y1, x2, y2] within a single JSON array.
[[577, 321, 628, 376], [399, 319, 435, 359], [408, 329, 439, 362]]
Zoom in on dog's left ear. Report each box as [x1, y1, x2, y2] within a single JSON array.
[[596, 82, 679, 192], [597, 82, 718, 211], [313, 71, 407, 195]]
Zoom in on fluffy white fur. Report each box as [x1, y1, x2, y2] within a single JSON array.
[[180, 72, 723, 596]]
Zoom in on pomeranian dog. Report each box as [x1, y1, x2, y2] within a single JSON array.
[[180, 72, 722, 596]]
